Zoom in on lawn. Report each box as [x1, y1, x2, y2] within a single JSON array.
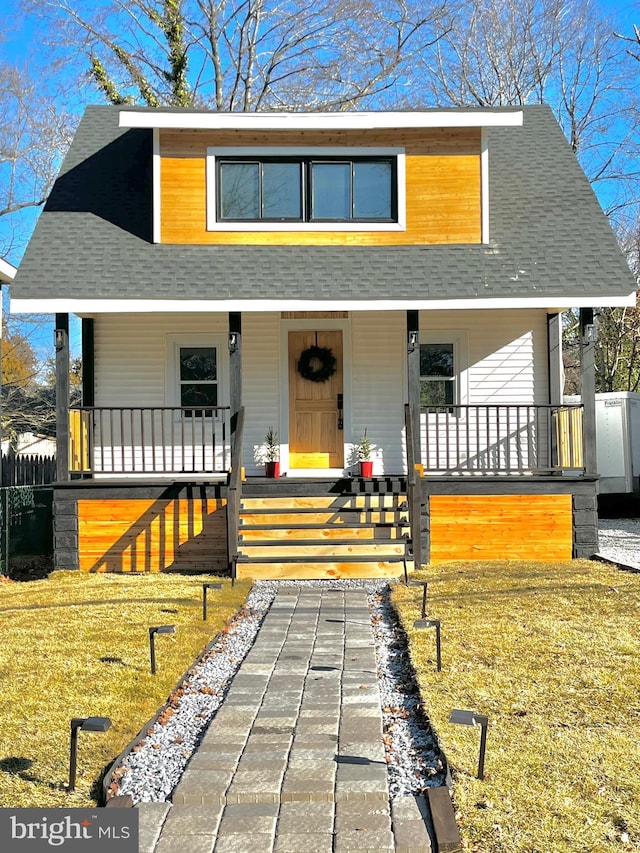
[[0, 571, 251, 808], [393, 559, 640, 853]]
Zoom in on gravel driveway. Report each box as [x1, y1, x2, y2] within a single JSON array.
[[598, 519, 640, 569]]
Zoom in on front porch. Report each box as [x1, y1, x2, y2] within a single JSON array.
[[51, 306, 599, 576]]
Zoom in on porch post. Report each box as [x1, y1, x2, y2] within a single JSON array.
[[406, 310, 421, 465], [81, 318, 95, 407], [228, 312, 242, 453], [579, 308, 598, 476], [547, 312, 563, 406], [55, 313, 70, 482]]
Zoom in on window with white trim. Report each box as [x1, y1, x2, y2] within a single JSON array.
[[166, 335, 226, 418], [179, 346, 218, 414], [207, 147, 406, 232], [420, 343, 456, 407]]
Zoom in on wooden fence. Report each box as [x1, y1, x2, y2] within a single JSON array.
[[1, 454, 57, 486]]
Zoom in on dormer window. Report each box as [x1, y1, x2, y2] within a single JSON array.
[[207, 146, 405, 232]]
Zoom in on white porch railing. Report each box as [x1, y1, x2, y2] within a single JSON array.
[[421, 404, 584, 474], [70, 407, 231, 475]]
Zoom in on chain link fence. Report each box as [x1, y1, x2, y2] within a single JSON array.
[[0, 486, 53, 577]]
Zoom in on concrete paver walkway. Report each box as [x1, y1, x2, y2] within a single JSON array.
[[136, 586, 434, 852]]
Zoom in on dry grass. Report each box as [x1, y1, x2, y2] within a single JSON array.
[[0, 571, 251, 808], [393, 560, 640, 853]]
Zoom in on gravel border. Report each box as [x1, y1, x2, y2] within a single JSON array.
[[598, 519, 640, 569], [111, 579, 443, 804]]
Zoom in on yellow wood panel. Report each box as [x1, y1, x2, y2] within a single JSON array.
[[240, 494, 405, 509], [236, 560, 407, 580], [240, 543, 404, 558], [429, 494, 573, 562], [159, 128, 481, 245], [78, 498, 227, 573]]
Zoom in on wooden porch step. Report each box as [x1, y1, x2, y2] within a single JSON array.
[[241, 495, 407, 510], [235, 560, 411, 581], [238, 525, 407, 541], [238, 541, 406, 559], [240, 510, 408, 525]]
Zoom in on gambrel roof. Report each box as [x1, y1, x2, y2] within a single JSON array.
[[12, 104, 636, 312]]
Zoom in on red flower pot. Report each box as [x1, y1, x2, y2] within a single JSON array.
[[359, 460, 373, 478], [265, 461, 280, 478]]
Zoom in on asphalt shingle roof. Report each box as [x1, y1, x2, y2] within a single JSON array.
[[13, 104, 636, 304]]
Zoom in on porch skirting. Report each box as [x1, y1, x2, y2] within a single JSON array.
[[52, 476, 599, 576]]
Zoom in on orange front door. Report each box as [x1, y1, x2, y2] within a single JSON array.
[[289, 330, 344, 469]]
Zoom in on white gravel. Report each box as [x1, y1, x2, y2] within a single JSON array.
[[598, 519, 640, 569], [113, 579, 442, 804]]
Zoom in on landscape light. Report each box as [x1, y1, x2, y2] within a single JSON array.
[[202, 582, 223, 621], [414, 618, 441, 671], [407, 579, 428, 617], [448, 709, 489, 780], [149, 625, 176, 675], [68, 716, 111, 792]]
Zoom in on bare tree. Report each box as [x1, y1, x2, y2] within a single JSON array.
[[0, 57, 74, 259], [24, 0, 445, 111]]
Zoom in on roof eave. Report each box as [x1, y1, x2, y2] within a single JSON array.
[[119, 109, 524, 132], [0, 257, 16, 283]]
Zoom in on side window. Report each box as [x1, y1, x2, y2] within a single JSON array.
[[420, 343, 455, 407], [179, 346, 217, 415]]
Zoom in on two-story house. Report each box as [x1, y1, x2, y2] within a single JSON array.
[[11, 106, 637, 579]]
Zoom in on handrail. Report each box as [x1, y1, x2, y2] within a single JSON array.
[[226, 406, 245, 581], [404, 403, 422, 571]]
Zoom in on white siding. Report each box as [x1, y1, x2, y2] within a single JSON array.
[[420, 309, 550, 471], [350, 312, 406, 474], [243, 313, 280, 475], [94, 314, 228, 406], [422, 308, 548, 403]]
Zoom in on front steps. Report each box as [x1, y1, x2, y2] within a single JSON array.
[[234, 482, 413, 580]]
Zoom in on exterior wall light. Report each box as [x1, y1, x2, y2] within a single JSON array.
[[68, 716, 112, 792], [407, 579, 428, 618], [202, 582, 223, 620], [414, 617, 442, 671], [228, 332, 238, 352], [54, 329, 65, 351], [149, 625, 176, 674], [408, 330, 419, 353], [448, 709, 489, 780]]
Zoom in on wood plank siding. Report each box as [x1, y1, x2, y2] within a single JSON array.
[[77, 498, 227, 573], [429, 494, 573, 561], [159, 128, 481, 245]]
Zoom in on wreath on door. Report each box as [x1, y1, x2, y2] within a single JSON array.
[[297, 345, 337, 383]]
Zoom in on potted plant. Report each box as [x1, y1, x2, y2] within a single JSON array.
[[263, 427, 280, 478], [356, 429, 374, 478]]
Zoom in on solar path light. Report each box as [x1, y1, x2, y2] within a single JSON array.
[[149, 625, 176, 675], [68, 716, 111, 792], [407, 579, 428, 618], [202, 582, 223, 620], [414, 618, 441, 671], [449, 709, 489, 780]]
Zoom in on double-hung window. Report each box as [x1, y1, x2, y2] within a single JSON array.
[[207, 147, 405, 231], [178, 346, 218, 416], [420, 343, 456, 407]]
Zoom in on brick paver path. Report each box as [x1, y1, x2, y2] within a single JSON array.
[[136, 586, 433, 852]]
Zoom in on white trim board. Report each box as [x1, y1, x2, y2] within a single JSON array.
[[13, 293, 638, 314], [0, 257, 16, 283], [120, 110, 524, 132]]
